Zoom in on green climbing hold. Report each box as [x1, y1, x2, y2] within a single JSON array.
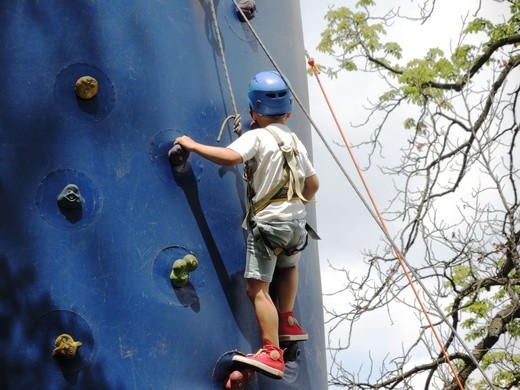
[[170, 254, 198, 288], [183, 254, 198, 272]]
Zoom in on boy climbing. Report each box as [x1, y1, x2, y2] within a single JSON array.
[[174, 71, 319, 379]]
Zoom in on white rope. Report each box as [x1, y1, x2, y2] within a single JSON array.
[[209, 0, 242, 139]]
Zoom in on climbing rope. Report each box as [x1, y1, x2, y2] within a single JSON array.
[[217, 114, 242, 142], [306, 55, 465, 390], [233, 2, 496, 388], [305, 55, 499, 390], [208, 0, 242, 141]]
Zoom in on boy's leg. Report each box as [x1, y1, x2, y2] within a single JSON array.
[[276, 266, 298, 313], [276, 265, 308, 341], [233, 277, 285, 379], [245, 278, 279, 347]]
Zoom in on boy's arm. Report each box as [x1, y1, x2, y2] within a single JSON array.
[[175, 135, 243, 166], [302, 174, 319, 203]]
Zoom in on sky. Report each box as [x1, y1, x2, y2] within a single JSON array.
[[297, 0, 511, 386], [299, 0, 506, 280], [298, 1, 415, 381]]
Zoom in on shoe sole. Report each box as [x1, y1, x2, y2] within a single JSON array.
[[279, 334, 309, 342], [232, 355, 284, 379]]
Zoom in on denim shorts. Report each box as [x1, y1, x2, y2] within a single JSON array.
[[244, 219, 307, 282]]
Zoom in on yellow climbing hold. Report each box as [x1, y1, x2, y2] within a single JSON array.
[[52, 334, 82, 359], [75, 76, 98, 99]]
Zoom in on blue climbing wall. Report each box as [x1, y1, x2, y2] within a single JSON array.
[[0, 1, 327, 389]]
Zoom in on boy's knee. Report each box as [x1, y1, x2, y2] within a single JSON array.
[[245, 278, 268, 301]]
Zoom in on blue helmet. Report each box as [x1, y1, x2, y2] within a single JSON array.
[[248, 71, 292, 116]]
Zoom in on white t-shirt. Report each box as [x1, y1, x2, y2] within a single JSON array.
[[227, 123, 316, 222]]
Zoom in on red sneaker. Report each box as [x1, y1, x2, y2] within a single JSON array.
[[232, 343, 285, 379], [279, 311, 308, 342]]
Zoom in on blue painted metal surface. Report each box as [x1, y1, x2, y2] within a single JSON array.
[[0, 1, 327, 389]]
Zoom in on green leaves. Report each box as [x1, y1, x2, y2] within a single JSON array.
[[452, 265, 473, 288], [466, 14, 520, 43], [383, 41, 402, 59], [316, 1, 520, 112], [465, 17, 494, 34], [319, 6, 387, 57], [481, 350, 520, 387]]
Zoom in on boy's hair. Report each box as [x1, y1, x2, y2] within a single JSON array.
[[250, 108, 286, 119]]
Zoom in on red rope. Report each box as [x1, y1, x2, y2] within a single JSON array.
[[307, 55, 465, 390]]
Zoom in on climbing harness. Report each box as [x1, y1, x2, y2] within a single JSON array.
[[244, 126, 317, 257], [231, 1, 494, 387], [241, 127, 302, 223], [251, 220, 308, 257], [249, 126, 306, 216], [208, 0, 242, 142]]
